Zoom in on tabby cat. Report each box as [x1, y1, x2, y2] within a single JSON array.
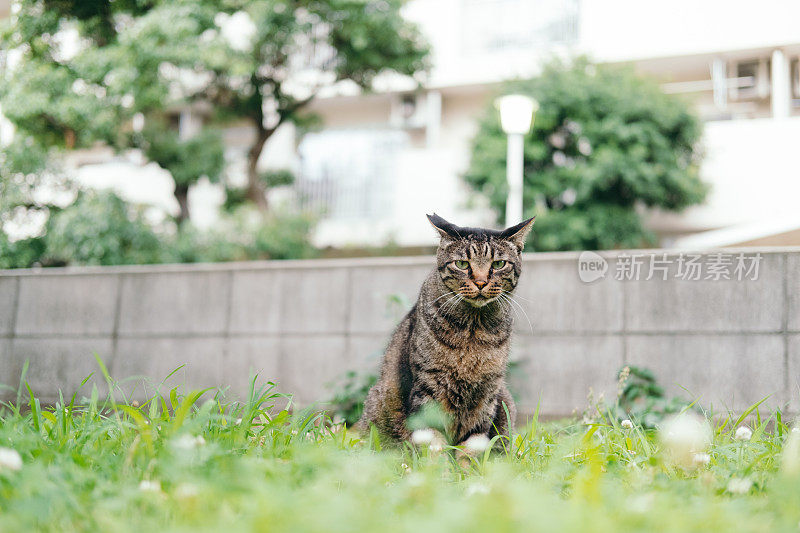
[[361, 213, 534, 446]]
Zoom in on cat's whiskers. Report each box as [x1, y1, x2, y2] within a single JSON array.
[[505, 291, 534, 304], [440, 293, 465, 315], [497, 294, 522, 324], [446, 294, 465, 314], [507, 294, 533, 333], [500, 291, 533, 333], [496, 293, 516, 319], [437, 293, 463, 315], [431, 290, 458, 304]]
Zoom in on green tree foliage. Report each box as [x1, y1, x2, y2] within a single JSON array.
[[0, 137, 62, 217], [464, 59, 708, 251], [40, 189, 167, 266], [0, 0, 428, 267], [115, 0, 429, 208], [2, 0, 428, 208], [0, 137, 72, 268], [1, 193, 318, 269], [172, 206, 317, 263], [137, 124, 226, 223], [0, 189, 166, 268]]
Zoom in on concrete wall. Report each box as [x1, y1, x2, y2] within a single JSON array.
[[1, 249, 798, 417]]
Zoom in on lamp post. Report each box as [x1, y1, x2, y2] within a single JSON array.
[[496, 94, 538, 227]]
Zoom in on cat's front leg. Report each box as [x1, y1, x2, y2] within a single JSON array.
[[407, 382, 436, 416], [405, 384, 450, 445], [487, 387, 516, 444]]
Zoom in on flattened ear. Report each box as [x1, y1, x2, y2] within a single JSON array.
[[426, 213, 462, 240], [500, 217, 535, 250]]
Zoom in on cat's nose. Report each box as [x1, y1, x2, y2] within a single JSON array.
[[474, 280, 488, 289]]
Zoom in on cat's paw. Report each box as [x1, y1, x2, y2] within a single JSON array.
[[459, 434, 491, 453], [454, 434, 492, 466], [409, 427, 446, 453]]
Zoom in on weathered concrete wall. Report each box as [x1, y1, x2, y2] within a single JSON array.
[[1, 248, 798, 417]]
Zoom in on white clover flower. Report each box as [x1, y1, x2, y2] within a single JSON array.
[[693, 452, 711, 466], [735, 426, 753, 441], [627, 493, 654, 514], [463, 434, 491, 453], [726, 477, 752, 494], [139, 480, 161, 492], [172, 434, 206, 451], [0, 447, 22, 471], [175, 483, 199, 499], [465, 483, 490, 497], [621, 419, 633, 430], [782, 426, 800, 475], [659, 413, 712, 467], [411, 428, 434, 445], [405, 473, 424, 487]]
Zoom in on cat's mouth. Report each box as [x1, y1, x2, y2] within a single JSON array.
[[464, 294, 497, 307]]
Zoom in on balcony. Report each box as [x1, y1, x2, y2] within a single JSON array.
[[647, 116, 800, 237]]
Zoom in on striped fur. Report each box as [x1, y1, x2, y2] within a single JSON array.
[[361, 214, 534, 445]]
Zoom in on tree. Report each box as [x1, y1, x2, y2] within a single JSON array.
[[1, 0, 429, 220], [118, 0, 429, 208], [0, 137, 72, 267], [0, 0, 147, 240], [464, 59, 708, 251], [40, 189, 167, 266], [137, 123, 225, 224]]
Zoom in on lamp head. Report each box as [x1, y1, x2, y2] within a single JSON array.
[[496, 94, 538, 135]]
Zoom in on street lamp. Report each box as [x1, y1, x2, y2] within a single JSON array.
[[496, 94, 538, 227]]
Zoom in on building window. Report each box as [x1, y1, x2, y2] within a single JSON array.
[[733, 58, 770, 101], [461, 0, 579, 54], [296, 130, 409, 220]]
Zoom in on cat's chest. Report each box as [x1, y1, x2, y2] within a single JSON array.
[[431, 343, 507, 382], [416, 306, 510, 377], [429, 347, 505, 412]]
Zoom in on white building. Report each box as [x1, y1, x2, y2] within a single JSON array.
[[281, 0, 800, 248], [4, 0, 800, 249]]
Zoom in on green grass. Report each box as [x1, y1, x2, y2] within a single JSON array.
[[1, 364, 799, 532]]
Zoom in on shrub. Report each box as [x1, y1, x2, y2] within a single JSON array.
[[40, 190, 167, 266], [171, 207, 318, 263], [610, 365, 695, 428], [0, 234, 46, 270], [328, 370, 378, 426], [465, 58, 707, 251], [1, 191, 318, 268]]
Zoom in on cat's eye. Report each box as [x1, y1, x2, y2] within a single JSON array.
[[454, 260, 469, 270], [492, 260, 507, 269]]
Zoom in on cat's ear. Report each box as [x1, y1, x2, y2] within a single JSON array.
[[427, 213, 462, 241], [500, 217, 535, 251]]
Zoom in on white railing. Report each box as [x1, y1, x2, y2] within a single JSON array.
[[295, 130, 409, 220]]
